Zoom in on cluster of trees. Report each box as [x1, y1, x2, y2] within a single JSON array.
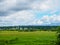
[[0, 26, 59, 31]]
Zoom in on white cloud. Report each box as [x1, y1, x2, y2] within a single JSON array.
[[36, 20, 44, 25], [0, 0, 16, 12], [31, 1, 50, 11], [0, 0, 59, 13], [30, 14, 60, 25], [0, 0, 60, 26], [0, 12, 60, 26], [0, 10, 35, 26], [31, 0, 59, 12], [35, 14, 60, 25]]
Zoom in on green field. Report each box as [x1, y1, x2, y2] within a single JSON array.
[[0, 31, 57, 45]]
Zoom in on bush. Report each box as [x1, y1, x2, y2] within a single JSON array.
[[56, 33, 60, 45]]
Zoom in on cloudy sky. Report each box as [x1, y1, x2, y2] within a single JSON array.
[[0, 0, 60, 26]]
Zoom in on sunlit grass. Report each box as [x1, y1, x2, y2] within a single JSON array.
[[0, 31, 57, 45]]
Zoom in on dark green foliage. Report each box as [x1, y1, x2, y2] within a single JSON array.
[[58, 34, 60, 38], [0, 26, 58, 31], [56, 33, 60, 45]]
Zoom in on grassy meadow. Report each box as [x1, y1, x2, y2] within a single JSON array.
[[0, 31, 57, 45]]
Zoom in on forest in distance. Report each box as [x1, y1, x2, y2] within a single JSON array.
[[0, 26, 59, 31]]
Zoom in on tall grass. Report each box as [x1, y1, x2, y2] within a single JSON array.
[[0, 31, 56, 45]]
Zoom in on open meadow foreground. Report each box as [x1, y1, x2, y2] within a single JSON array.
[[0, 31, 57, 45]]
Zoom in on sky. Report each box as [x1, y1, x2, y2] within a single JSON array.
[[0, 0, 60, 26]]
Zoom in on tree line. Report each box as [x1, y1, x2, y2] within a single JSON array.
[[0, 26, 59, 31]]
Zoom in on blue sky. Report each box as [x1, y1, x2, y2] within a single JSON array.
[[0, 0, 60, 26]]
